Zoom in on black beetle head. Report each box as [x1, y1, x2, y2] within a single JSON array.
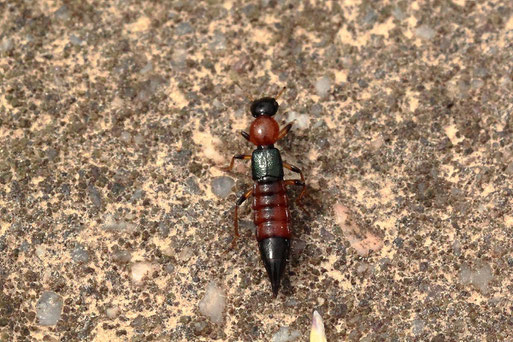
[[250, 97, 279, 117]]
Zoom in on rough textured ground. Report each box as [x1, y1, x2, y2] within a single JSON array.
[[1, 0, 513, 341]]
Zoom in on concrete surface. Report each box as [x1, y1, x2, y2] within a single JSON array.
[[1, 0, 513, 341]]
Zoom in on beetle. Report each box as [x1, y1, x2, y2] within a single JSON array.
[[223, 87, 306, 297]]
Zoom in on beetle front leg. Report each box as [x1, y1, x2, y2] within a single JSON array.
[[277, 122, 293, 141], [222, 154, 251, 172]]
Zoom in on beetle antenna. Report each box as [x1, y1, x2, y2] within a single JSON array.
[[234, 82, 254, 102], [275, 86, 286, 100]]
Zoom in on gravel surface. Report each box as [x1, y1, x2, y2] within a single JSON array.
[[1, 1, 513, 341]]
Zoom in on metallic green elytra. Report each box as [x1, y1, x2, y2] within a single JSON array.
[[251, 147, 284, 181]]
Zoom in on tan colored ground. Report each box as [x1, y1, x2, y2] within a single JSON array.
[[1, 0, 513, 341]]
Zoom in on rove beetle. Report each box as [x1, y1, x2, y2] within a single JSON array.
[[223, 87, 306, 297]]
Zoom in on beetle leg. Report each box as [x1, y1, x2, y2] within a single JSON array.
[[283, 162, 308, 213], [241, 131, 250, 141], [224, 187, 253, 253], [277, 122, 293, 140], [222, 154, 251, 172]]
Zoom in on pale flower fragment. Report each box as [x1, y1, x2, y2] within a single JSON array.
[[310, 310, 327, 342]]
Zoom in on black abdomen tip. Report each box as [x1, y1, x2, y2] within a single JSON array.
[[258, 237, 290, 297]]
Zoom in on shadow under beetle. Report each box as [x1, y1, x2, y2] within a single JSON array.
[[223, 88, 306, 297]]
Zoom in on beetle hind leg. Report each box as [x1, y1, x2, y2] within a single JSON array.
[[223, 187, 253, 254]]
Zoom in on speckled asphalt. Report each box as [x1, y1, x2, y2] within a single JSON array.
[[1, 1, 513, 341]]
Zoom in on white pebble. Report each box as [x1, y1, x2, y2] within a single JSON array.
[[272, 326, 301, 342], [415, 25, 435, 40], [315, 76, 331, 98], [460, 262, 493, 294], [198, 282, 225, 324], [211, 176, 235, 198], [392, 7, 407, 21], [209, 31, 227, 51], [171, 49, 187, 69], [471, 79, 484, 89], [472, 263, 493, 294], [0, 38, 13, 52], [412, 318, 425, 336], [120, 131, 132, 143], [212, 98, 224, 110], [131, 262, 154, 284], [69, 34, 83, 46], [134, 134, 144, 145], [286, 111, 309, 130], [36, 291, 63, 326], [106, 306, 120, 319]]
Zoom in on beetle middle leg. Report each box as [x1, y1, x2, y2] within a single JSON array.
[[283, 162, 308, 213], [222, 154, 251, 172]]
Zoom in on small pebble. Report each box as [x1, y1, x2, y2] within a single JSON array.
[[505, 161, 513, 175], [272, 326, 301, 342], [412, 318, 425, 336], [134, 134, 144, 145], [120, 131, 132, 143], [232, 54, 254, 73], [212, 98, 224, 110], [0, 38, 13, 52], [315, 76, 331, 98], [193, 320, 208, 335], [356, 262, 369, 275], [199, 282, 225, 324], [171, 49, 187, 69], [131, 189, 145, 200], [471, 79, 484, 89], [209, 31, 227, 51], [131, 315, 146, 328], [87, 185, 102, 208], [175, 22, 194, 36], [103, 215, 136, 232], [415, 25, 436, 40], [211, 176, 234, 198], [392, 7, 407, 21], [177, 246, 193, 262], [131, 262, 154, 284], [164, 263, 175, 274], [285, 111, 309, 130], [19, 240, 30, 253], [46, 148, 58, 161], [460, 262, 493, 294], [112, 250, 132, 263], [500, 76, 511, 88], [452, 240, 462, 256], [362, 9, 377, 26], [106, 306, 120, 319], [69, 34, 83, 46], [71, 245, 90, 263], [54, 5, 70, 21], [393, 237, 403, 248], [186, 176, 201, 194], [36, 291, 63, 326]]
